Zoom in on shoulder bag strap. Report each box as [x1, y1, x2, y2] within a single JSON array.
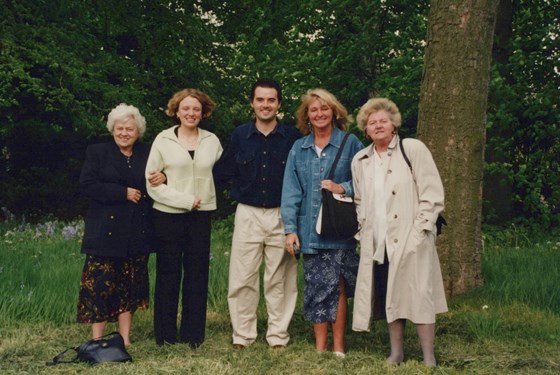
[[399, 136, 447, 234], [399, 136, 412, 173], [327, 133, 351, 180]]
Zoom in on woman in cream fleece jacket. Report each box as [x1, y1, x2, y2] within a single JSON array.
[[146, 88, 222, 347]]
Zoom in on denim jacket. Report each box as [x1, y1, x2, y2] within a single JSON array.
[[281, 128, 364, 254]]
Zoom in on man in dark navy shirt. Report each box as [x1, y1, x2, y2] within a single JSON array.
[[214, 79, 300, 349]]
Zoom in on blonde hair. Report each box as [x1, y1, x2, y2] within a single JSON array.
[[356, 98, 402, 133], [295, 88, 350, 135], [106, 103, 146, 137], [166, 88, 216, 124]]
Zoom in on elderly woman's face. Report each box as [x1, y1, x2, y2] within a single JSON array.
[[366, 110, 394, 144], [113, 117, 140, 151], [177, 96, 203, 129], [307, 99, 333, 130]]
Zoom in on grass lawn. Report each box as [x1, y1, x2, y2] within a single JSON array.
[[1, 219, 559, 374]]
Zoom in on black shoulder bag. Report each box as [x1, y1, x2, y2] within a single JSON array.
[[316, 133, 359, 239], [399, 137, 447, 235]]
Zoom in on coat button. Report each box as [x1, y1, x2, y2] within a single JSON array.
[[392, 191, 396, 195], [394, 214, 398, 219], [393, 238, 398, 243], [388, 169, 392, 174], [108, 232, 112, 236], [110, 215, 115, 219]]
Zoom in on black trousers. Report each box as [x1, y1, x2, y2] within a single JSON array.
[[373, 250, 389, 321], [153, 209, 211, 346]]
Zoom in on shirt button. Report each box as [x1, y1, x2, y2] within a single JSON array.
[[388, 169, 392, 174], [110, 215, 115, 219], [393, 238, 398, 243], [263, 164, 267, 168], [394, 214, 398, 219], [388, 152, 392, 156], [392, 191, 396, 195], [108, 232, 112, 236]]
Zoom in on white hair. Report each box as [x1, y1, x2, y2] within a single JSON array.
[[106, 103, 146, 137]]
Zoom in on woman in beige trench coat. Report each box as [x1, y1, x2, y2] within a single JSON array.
[[351, 98, 448, 367]]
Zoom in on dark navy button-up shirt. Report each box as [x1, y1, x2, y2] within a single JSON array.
[[213, 121, 301, 208]]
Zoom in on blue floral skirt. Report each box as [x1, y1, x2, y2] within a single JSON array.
[[77, 254, 149, 323], [303, 249, 359, 323]]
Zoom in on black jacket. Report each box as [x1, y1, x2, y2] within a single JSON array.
[[80, 141, 153, 257]]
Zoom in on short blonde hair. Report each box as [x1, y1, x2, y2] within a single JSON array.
[[166, 88, 216, 124], [106, 103, 146, 137], [356, 98, 402, 133], [295, 88, 350, 135]]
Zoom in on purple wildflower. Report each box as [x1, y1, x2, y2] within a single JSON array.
[[62, 225, 80, 240]]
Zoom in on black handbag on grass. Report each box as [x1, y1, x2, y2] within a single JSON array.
[[46, 331, 132, 366], [316, 133, 359, 239]]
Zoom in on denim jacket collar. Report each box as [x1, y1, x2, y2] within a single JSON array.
[[300, 127, 346, 149]]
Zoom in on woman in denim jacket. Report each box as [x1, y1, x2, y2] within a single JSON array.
[[281, 88, 363, 357]]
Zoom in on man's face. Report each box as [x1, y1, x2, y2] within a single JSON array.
[[251, 87, 280, 123]]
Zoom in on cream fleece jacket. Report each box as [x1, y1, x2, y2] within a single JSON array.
[[146, 126, 223, 213]]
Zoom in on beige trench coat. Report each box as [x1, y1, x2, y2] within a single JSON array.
[[351, 136, 448, 331]]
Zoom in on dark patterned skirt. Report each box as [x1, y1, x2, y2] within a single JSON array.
[[77, 254, 149, 323], [303, 248, 359, 323]]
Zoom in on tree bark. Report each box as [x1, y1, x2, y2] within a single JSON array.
[[418, 0, 499, 296]]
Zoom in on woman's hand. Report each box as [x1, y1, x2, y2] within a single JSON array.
[[127, 187, 142, 203], [147, 170, 166, 187], [285, 233, 300, 257], [320, 179, 345, 194], [192, 197, 202, 210]]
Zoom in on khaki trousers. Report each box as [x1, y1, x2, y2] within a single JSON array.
[[228, 203, 298, 346]]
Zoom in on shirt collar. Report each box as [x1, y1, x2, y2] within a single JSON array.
[[245, 120, 286, 139], [357, 135, 399, 160]]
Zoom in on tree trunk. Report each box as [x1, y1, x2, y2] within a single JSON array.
[[418, 0, 499, 296]]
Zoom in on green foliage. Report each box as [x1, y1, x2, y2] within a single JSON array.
[[0, 1, 227, 218], [0, 0, 558, 227], [0, 0, 430, 219], [486, 0, 560, 227]]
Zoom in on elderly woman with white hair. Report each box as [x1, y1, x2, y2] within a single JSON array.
[[77, 103, 165, 346], [351, 98, 447, 367]]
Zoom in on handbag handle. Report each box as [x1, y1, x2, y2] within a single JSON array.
[[46, 347, 79, 366], [326, 133, 351, 180]]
